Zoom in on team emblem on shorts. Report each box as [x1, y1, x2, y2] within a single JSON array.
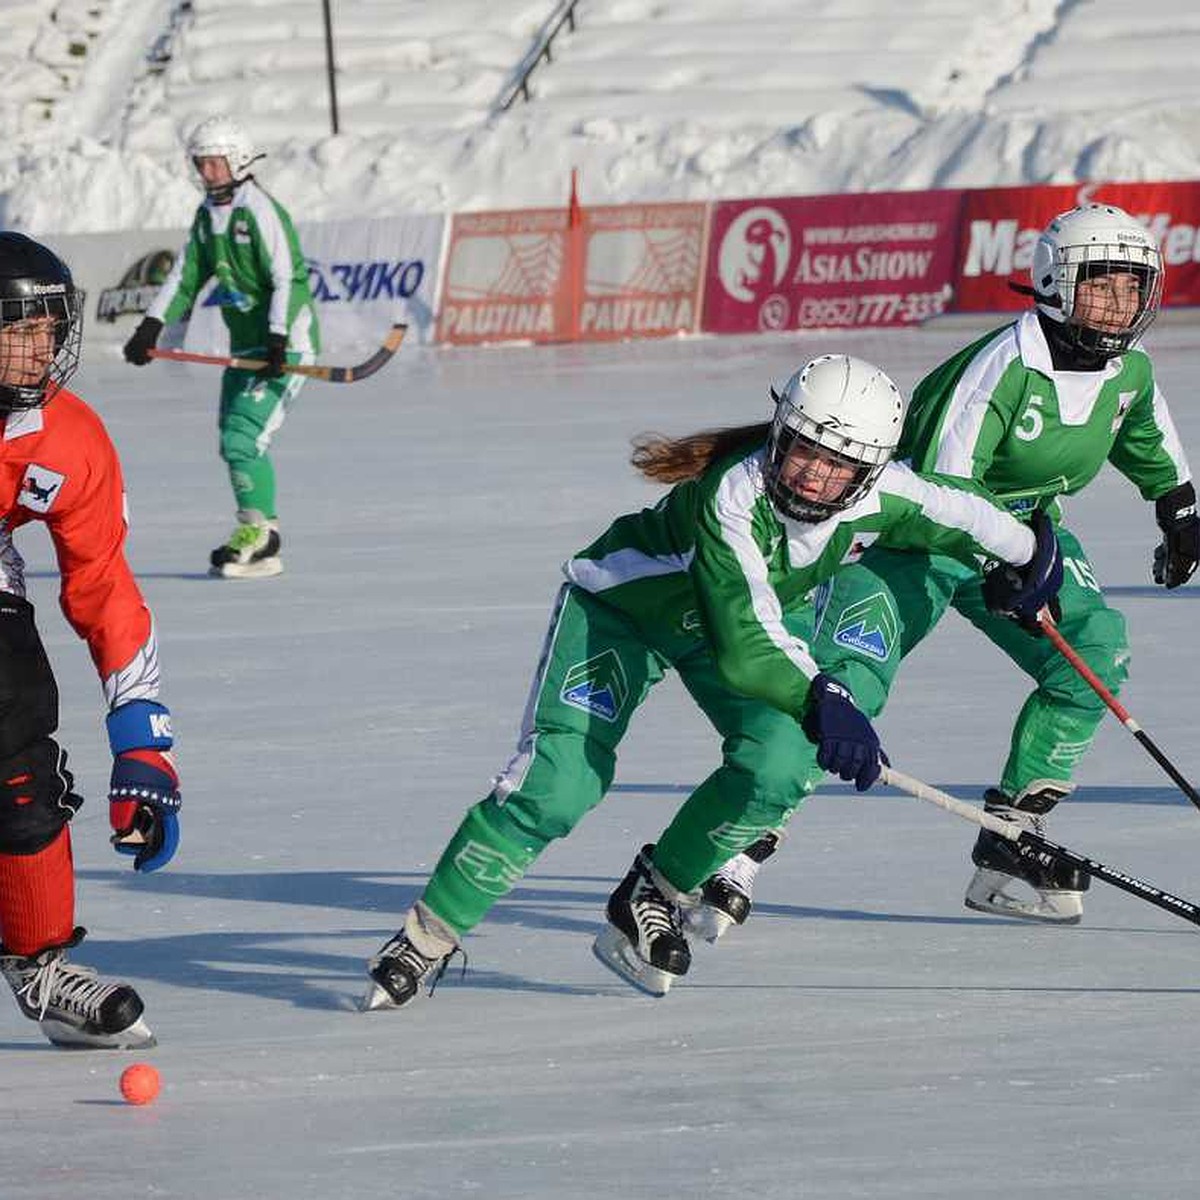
[[560, 649, 629, 722], [19, 464, 66, 514], [832, 591, 898, 661]]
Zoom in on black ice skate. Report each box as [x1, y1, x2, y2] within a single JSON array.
[[964, 784, 1090, 924], [684, 830, 783, 943], [361, 904, 460, 1012], [210, 510, 283, 579], [0, 928, 154, 1049], [593, 845, 691, 996]]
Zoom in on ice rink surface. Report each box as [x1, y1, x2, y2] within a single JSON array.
[[7, 322, 1200, 1199]]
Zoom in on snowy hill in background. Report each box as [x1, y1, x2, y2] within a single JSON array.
[[2, 0, 1200, 234]]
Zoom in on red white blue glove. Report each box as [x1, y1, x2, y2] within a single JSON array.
[[107, 701, 181, 873], [801, 673, 887, 792]]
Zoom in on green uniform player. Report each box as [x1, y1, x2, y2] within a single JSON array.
[[360, 354, 1062, 1006], [695, 203, 1198, 931], [122, 115, 320, 579]]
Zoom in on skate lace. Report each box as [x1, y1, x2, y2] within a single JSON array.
[[226, 522, 267, 552], [990, 806, 1045, 837], [632, 876, 683, 938], [11, 955, 118, 1021], [380, 937, 466, 997]]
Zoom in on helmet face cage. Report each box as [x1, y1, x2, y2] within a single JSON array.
[[765, 389, 890, 522], [1057, 240, 1163, 356], [0, 288, 83, 413]]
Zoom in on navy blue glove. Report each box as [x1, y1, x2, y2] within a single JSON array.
[[257, 332, 288, 380], [107, 701, 181, 873], [801, 673, 886, 792], [1153, 483, 1199, 589], [982, 509, 1063, 634]]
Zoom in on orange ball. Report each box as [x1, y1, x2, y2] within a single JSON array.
[[119, 1062, 161, 1106]]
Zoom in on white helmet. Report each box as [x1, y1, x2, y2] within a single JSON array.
[[1030, 203, 1163, 356], [186, 115, 261, 199], [765, 354, 904, 522]]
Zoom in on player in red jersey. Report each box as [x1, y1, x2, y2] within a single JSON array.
[[0, 232, 180, 1048]]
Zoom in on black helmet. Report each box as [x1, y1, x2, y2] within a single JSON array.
[[0, 232, 83, 413]]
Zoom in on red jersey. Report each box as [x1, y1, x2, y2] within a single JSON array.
[[0, 388, 159, 707]]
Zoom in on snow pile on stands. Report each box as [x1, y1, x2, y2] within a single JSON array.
[[2, 0, 1200, 234]]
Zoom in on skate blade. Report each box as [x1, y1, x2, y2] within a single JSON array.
[[591, 926, 678, 997], [964, 870, 1083, 925], [682, 903, 736, 944], [210, 558, 284, 580], [41, 1015, 156, 1050], [360, 978, 411, 1012]]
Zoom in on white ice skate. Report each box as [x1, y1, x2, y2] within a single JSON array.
[[593, 845, 691, 997], [964, 783, 1087, 925], [1, 934, 155, 1049], [210, 511, 283, 579]]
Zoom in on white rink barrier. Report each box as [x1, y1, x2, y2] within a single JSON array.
[[45, 212, 446, 356]]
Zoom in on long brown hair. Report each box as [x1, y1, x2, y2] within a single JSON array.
[[630, 422, 770, 484]]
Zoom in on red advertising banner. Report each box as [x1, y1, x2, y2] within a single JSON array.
[[955, 180, 1200, 311], [701, 190, 963, 335], [438, 208, 574, 345], [578, 203, 707, 342], [437, 202, 707, 346]]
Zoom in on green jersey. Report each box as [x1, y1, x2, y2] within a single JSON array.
[[900, 311, 1189, 514], [149, 180, 320, 356], [565, 447, 1035, 721]]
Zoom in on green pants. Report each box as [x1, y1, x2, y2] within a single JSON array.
[[421, 585, 825, 937], [811, 524, 1128, 797], [218, 364, 306, 519]]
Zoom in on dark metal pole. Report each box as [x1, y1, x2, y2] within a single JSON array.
[[321, 0, 340, 135]]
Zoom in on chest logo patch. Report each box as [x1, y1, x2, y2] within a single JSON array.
[[1112, 391, 1137, 434], [19, 464, 66, 514]]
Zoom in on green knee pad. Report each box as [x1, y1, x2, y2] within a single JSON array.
[[421, 798, 548, 936], [654, 762, 820, 893]]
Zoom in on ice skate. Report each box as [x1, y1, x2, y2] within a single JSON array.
[[1, 929, 155, 1049], [592, 845, 691, 996], [684, 830, 783, 943], [361, 904, 459, 1012], [209, 510, 283, 579], [963, 783, 1089, 924]]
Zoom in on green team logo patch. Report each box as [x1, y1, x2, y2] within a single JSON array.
[[453, 840, 525, 896], [832, 591, 899, 662], [707, 821, 773, 855], [560, 649, 629, 723]]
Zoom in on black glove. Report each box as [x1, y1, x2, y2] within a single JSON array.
[[122, 317, 163, 366], [1153, 482, 1199, 589], [801, 673, 886, 792], [982, 509, 1063, 634], [257, 332, 288, 380]]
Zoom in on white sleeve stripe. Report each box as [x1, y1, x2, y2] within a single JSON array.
[[884, 464, 1035, 565], [247, 190, 295, 335], [146, 238, 192, 323], [1151, 384, 1192, 485], [566, 547, 693, 592], [933, 327, 1018, 477], [714, 461, 819, 680]]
